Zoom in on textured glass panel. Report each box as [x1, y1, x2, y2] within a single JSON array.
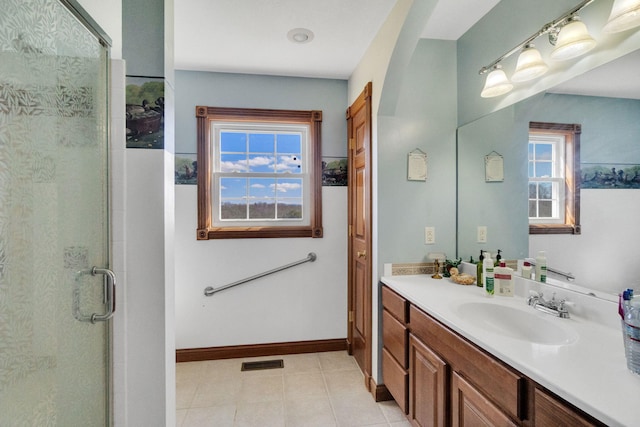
[[0, 0, 109, 425]]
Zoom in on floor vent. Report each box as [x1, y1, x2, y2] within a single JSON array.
[[241, 359, 284, 372]]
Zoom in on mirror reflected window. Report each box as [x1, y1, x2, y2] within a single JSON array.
[[528, 122, 581, 235]]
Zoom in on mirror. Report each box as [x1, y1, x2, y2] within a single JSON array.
[[457, 49, 640, 295]]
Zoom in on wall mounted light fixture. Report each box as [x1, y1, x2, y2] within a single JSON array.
[[479, 0, 640, 98], [511, 44, 549, 82], [603, 0, 640, 33]]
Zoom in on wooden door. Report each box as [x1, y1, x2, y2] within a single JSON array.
[[347, 82, 373, 388]]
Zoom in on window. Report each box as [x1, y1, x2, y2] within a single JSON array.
[[196, 106, 323, 239], [528, 122, 581, 235]]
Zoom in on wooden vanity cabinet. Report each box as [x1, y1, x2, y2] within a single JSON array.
[[381, 285, 604, 426], [381, 286, 409, 413], [409, 304, 523, 425]]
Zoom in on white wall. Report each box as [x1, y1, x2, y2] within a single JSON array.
[[175, 186, 347, 348], [531, 190, 640, 294]]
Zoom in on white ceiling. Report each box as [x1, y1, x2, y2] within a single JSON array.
[[174, 0, 499, 79], [173, 0, 639, 98]]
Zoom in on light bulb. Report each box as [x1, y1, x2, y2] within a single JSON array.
[[603, 0, 640, 33], [512, 44, 549, 82], [551, 17, 596, 61], [481, 66, 513, 98]]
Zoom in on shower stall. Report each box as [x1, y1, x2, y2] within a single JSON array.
[[0, 0, 114, 424]]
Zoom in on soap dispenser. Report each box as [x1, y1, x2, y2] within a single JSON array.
[[476, 251, 484, 288], [494, 249, 502, 266]]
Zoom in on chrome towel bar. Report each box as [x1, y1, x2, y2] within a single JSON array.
[[204, 252, 317, 296], [525, 258, 575, 281]]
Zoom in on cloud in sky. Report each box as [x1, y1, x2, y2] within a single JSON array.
[[271, 182, 302, 193]]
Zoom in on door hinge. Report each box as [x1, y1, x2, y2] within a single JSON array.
[[348, 225, 352, 236], [349, 138, 355, 150], [348, 310, 354, 322]]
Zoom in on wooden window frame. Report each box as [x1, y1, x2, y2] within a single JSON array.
[[196, 106, 323, 240], [528, 122, 581, 235]]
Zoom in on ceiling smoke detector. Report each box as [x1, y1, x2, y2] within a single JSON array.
[[287, 28, 314, 44]]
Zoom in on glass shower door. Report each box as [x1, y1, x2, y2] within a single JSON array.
[[0, 0, 113, 425]]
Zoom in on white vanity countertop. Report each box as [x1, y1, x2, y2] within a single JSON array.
[[381, 274, 640, 427]]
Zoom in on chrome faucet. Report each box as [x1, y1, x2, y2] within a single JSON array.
[[527, 291, 570, 319]]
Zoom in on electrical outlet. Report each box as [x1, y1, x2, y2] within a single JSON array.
[[425, 227, 435, 244], [477, 226, 487, 243]]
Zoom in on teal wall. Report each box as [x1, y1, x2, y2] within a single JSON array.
[[377, 39, 458, 269], [174, 71, 347, 156], [528, 93, 640, 163], [123, 0, 164, 77]]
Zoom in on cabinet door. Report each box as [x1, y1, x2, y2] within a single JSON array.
[[534, 388, 601, 427], [451, 372, 517, 427], [409, 334, 447, 427]]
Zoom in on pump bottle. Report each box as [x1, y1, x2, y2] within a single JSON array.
[[476, 251, 484, 288], [484, 252, 494, 297], [535, 251, 547, 283]]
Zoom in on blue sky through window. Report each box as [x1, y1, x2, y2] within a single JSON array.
[[219, 131, 304, 220]]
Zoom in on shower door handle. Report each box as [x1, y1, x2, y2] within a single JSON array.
[[73, 267, 117, 323]]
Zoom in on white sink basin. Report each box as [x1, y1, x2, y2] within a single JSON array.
[[455, 301, 579, 345]]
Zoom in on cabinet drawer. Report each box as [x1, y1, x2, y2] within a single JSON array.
[[534, 388, 604, 427], [410, 305, 524, 421], [382, 347, 408, 414], [382, 286, 408, 323], [382, 309, 408, 368]]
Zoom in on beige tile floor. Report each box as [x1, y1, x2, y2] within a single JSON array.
[[176, 351, 411, 427]]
